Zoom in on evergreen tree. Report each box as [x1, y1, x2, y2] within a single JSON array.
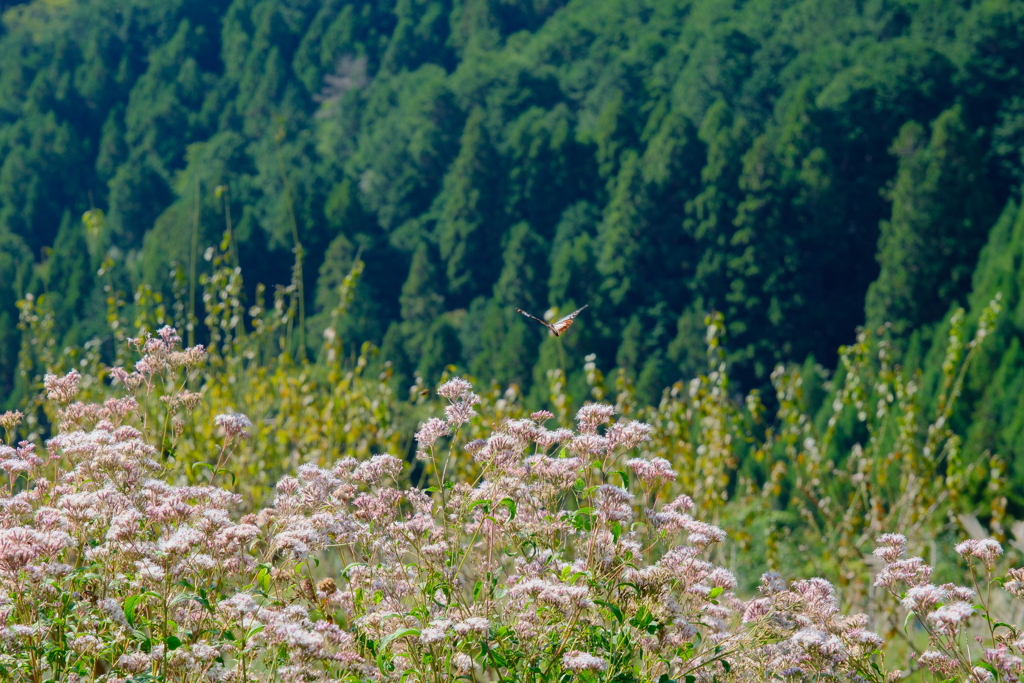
[[865, 106, 998, 337], [935, 198, 1024, 512], [435, 106, 504, 306], [0, 0, 1023, 407], [0, 232, 32, 403], [470, 221, 547, 387], [107, 151, 175, 247], [383, 240, 446, 382], [43, 212, 97, 346], [399, 241, 445, 325]]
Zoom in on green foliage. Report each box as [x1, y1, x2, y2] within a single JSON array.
[[41, 211, 98, 345], [866, 105, 998, 337], [435, 106, 503, 304], [4, 1, 1024, 528], [6, 0, 1024, 396], [0, 232, 31, 402], [914, 197, 1024, 515]]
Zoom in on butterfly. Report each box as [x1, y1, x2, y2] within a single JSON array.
[[516, 305, 588, 337]]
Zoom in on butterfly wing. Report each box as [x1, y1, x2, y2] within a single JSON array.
[[516, 308, 556, 334], [549, 305, 588, 336]]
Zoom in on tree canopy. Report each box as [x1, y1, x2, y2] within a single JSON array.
[[2, 0, 1024, 408]]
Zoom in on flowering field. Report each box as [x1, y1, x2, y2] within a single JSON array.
[[2, 300, 1024, 682], [4, 0, 1024, 678]]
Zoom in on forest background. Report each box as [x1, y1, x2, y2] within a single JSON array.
[[4, 0, 1024, 536]]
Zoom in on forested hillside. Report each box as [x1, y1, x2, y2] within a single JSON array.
[[2, 0, 1024, 415]]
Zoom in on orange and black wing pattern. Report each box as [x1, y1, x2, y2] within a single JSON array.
[[516, 305, 587, 337], [549, 305, 588, 336]]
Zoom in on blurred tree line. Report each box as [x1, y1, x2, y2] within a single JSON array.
[[2, 0, 1024, 470]]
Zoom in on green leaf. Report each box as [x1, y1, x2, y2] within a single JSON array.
[[568, 509, 593, 532], [123, 594, 145, 627], [164, 635, 182, 651], [629, 605, 653, 629], [380, 627, 421, 649], [595, 599, 624, 623], [255, 567, 271, 594], [708, 586, 724, 599], [569, 570, 589, 584], [190, 462, 214, 479], [488, 649, 507, 668], [170, 593, 212, 613], [978, 662, 999, 677], [497, 497, 517, 520]]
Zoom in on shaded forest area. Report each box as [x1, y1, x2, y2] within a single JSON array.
[[3, 0, 1024, 463]]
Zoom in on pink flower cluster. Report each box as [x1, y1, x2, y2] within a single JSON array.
[[109, 325, 207, 393], [215, 412, 253, 440], [872, 532, 1024, 681], [0, 362, 715, 681], [11, 343, 994, 683], [737, 573, 884, 679]]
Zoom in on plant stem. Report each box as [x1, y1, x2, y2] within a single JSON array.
[[189, 173, 200, 349], [274, 121, 306, 361]]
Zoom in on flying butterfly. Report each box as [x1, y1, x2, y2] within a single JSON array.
[[515, 305, 588, 337]]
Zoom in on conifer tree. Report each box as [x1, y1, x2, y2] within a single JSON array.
[[383, 241, 446, 382], [436, 107, 503, 306], [43, 212, 96, 346], [470, 222, 547, 387], [923, 198, 1024, 510], [866, 106, 997, 337], [1, 0, 1023, 406], [0, 232, 31, 403]]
